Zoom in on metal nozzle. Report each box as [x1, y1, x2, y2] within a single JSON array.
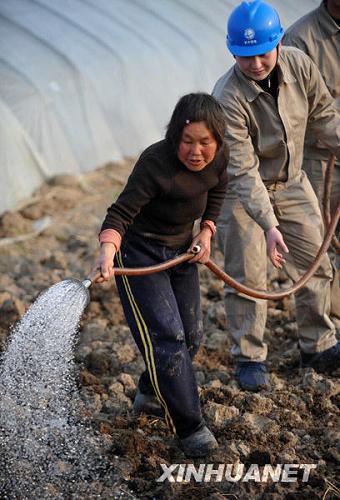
[[82, 269, 102, 289], [192, 244, 201, 254], [82, 278, 92, 289]]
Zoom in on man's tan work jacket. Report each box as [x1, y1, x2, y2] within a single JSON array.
[[212, 46, 340, 232], [284, 1, 340, 160]]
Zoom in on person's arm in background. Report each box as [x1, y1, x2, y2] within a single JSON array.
[[304, 57, 340, 161]]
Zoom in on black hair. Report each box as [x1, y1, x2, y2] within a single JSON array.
[[165, 92, 227, 152]]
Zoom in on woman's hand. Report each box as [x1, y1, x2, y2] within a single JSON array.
[[188, 227, 212, 264], [265, 227, 289, 269], [92, 242, 116, 283]]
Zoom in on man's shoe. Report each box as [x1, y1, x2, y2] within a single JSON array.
[[235, 362, 270, 392], [133, 388, 163, 417], [300, 342, 340, 374], [179, 426, 218, 457]]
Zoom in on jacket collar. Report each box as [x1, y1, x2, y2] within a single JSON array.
[[234, 51, 296, 102]]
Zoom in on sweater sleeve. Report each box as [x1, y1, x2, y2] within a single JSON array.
[[201, 156, 228, 222], [100, 152, 164, 237]]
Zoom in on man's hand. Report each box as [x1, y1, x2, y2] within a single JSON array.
[[92, 242, 116, 282], [266, 226, 289, 269]]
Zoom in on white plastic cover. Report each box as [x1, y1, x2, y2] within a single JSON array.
[[0, 0, 319, 214]]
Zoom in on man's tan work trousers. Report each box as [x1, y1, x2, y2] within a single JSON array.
[[217, 172, 337, 362], [302, 158, 340, 325]]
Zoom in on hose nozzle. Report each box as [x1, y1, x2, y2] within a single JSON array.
[[192, 244, 201, 254], [82, 269, 102, 289], [82, 278, 92, 289]]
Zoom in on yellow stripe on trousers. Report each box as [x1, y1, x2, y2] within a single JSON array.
[[116, 251, 176, 434]]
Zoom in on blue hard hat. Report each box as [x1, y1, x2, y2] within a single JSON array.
[[226, 0, 284, 56]]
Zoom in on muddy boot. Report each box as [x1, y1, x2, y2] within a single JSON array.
[[179, 426, 218, 457], [300, 342, 340, 373], [133, 388, 163, 417], [235, 361, 271, 392]]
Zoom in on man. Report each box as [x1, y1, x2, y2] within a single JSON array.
[[284, 0, 340, 327], [212, 0, 340, 391]]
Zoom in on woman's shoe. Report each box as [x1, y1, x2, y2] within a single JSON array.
[[179, 426, 218, 457], [133, 388, 163, 417]]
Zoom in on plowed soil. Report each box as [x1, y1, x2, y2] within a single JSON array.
[[0, 161, 339, 499]]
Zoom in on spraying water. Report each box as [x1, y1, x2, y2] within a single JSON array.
[[0, 279, 117, 499]]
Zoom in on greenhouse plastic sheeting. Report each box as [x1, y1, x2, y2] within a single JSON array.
[[0, 0, 320, 214]]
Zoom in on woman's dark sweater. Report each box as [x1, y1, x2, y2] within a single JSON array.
[[101, 139, 228, 248]]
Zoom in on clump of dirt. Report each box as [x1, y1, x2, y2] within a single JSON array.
[[0, 161, 339, 499]]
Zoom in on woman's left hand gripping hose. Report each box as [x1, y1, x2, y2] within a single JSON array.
[[188, 226, 212, 264]]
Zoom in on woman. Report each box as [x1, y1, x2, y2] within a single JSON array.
[[94, 93, 228, 457]]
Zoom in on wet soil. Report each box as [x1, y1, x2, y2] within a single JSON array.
[[0, 161, 339, 499]]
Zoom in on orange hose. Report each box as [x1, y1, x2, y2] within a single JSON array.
[[86, 201, 339, 300], [323, 154, 340, 253], [205, 201, 339, 300]]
